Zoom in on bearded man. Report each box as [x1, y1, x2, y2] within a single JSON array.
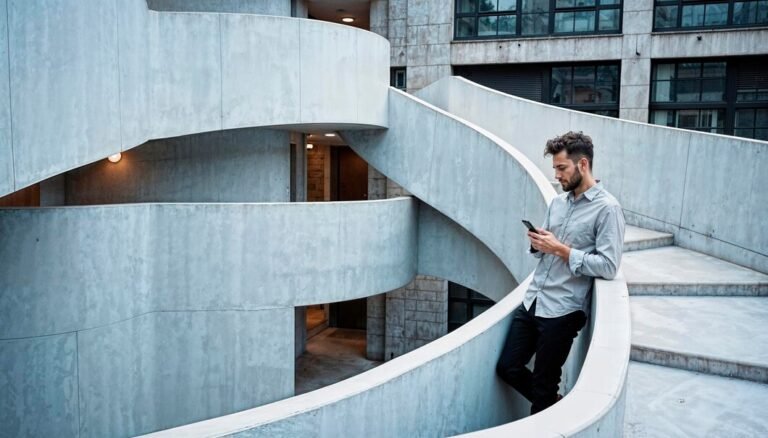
[[496, 131, 625, 414]]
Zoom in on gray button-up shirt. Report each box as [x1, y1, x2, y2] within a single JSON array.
[[524, 182, 625, 318]]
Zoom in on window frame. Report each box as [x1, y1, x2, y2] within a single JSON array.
[[653, 0, 768, 32], [545, 62, 621, 116], [454, 0, 623, 40]]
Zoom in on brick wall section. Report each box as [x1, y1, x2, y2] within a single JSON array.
[[306, 145, 329, 202], [385, 275, 448, 359]]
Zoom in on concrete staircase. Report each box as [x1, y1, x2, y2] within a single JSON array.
[[621, 226, 768, 437]]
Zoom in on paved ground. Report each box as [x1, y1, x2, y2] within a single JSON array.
[[624, 362, 768, 438], [295, 328, 382, 395]]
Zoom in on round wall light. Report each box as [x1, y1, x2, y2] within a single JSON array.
[[107, 153, 122, 163], [324, 133, 336, 137], [342, 17, 354, 23], [306, 144, 314, 150]]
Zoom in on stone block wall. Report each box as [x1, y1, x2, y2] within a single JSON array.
[[385, 275, 448, 359], [307, 145, 330, 202]]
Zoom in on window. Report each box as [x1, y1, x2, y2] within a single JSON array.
[[653, 0, 768, 30], [391, 67, 407, 90], [650, 57, 768, 140], [550, 63, 620, 116], [448, 283, 494, 332], [455, 0, 621, 38]]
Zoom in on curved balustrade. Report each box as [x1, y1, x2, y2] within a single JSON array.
[[416, 76, 768, 274], [0, 0, 389, 198]]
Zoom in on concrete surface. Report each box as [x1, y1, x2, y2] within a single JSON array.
[[624, 225, 673, 252], [416, 76, 768, 274], [0, 0, 390, 197], [295, 328, 382, 395], [147, 0, 291, 15], [624, 362, 768, 437], [64, 128, 291, 204], [630, 296, 768, 382], [623, 246, 768, 296]]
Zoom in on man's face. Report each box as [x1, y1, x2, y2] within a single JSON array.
[[552, 150, 582, 192]]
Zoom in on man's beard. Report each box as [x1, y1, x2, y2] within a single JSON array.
[[561, 167, 582, 192]]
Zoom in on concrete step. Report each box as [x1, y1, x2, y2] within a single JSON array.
[[630, 296, 768, 383], [623, 246, 768, 296], [624, 361, 768, 437], [623, 225, 674, 252]]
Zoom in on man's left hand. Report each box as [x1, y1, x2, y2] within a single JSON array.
[[529, 229, 571, 261]]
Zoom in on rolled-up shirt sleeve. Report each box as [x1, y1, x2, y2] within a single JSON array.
[[568, 204, 625, 279]]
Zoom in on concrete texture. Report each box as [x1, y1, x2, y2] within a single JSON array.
[[624, 362, 768, 437], [630, 296, 768, 382], [147, 0, 291, 15], [0, 0, 12, 196], [416, 76, 768, 274], [343, 88, 557, 285], [623, 246, 768, 296], [624, 225, 673, 252], [65, 128, 290, 204], [0, 1, 390, 199], [295, 328, 382, 395]]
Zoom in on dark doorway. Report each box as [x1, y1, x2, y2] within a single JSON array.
[[329, 146, 368, 330]]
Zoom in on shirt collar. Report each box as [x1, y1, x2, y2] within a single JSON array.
[[567, 181, 603, 202]]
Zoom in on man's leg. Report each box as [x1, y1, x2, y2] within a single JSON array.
[[495, 301, 539, 402], [529, 310, 587, 414]]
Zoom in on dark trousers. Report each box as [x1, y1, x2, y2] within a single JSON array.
[[496, 300, 586, 415]]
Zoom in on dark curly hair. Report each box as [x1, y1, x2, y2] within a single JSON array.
[[544, 131, 593, 170]]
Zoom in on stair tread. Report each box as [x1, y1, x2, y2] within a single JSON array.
[[624, 225, 673, 245], [630, 296, 768, 368], [625, 361, 768, 437], [623, 246, 768, 286]]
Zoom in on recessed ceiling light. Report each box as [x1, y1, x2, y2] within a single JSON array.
[[324, 133, 336, 137], [342, 17, 354, 23], [107, 152, 122, 163], [306, 144, 314, 150]]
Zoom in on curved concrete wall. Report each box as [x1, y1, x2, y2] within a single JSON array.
[[0, 198, 416, 436], [343, 88, 557, 285], [417, 76, 768, 274], [0, 0, 389, 198]]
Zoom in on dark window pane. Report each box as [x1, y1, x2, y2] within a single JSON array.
[[591, 110, 619, 117], [555, 12, 575, 32], [599, 8, 620, 30], [556, 0, 575, 7], [449, 302, 468, 324], [759, 89, 768, 101], [498, 15, 517, 34], [681, 4, 705, 27], [573, 83, 597, 103], [472, 303, 492, 318], [655, 5, 679, 28], [449, 283, 468, 298], [676, 79, 700, 101], [654, 64, 676, 81], [499, 0, 517, 10], [456, 16, 477, 36], [574, 10, 596, 31], [702, 62, 726, 78], [470, 291, 491, 300], [737, 90, 756, 101], [651, 110, 675, 126], [757, 109, 768, 127], [756, 129, 768, 141], [733, 1, 757, 24], [704, 3, 728, 25], [574, 66, 595, 82], [551, 67, 572, 104], [601, 0, 619, 4], [458, 0, 478, 13], [575, 0, 596, 6], [597, 65, 618, 82], [521, 12, 549, 34], [759, 0, 768, 23], [701, 78, 725, 101], [677, 110, 699, 128], [652, 80, 674, 102], [736, 109, 756, 128], [522, 0, 549, 13], [596, 83, 618, 102], [479, 0, 497, 12], [478, 15, 499, 35], [678, 63, 701, 79], [700, 109, 725, 130], [734, 128, 755, 138]]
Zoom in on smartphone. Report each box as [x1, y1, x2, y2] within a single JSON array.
[[522, 220, 539, 234]]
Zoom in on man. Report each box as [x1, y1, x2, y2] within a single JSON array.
[[496, 131, 625, 415]]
